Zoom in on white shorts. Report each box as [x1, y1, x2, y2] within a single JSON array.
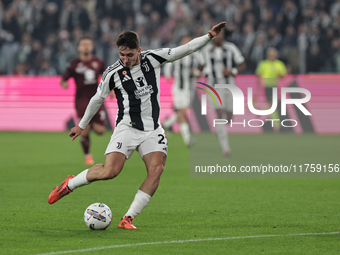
[[105, 123, 168, 159], [173, 87, 191, 109], [209, 87, 233, 111]]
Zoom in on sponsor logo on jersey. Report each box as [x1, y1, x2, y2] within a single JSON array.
[[75, 63, 87, 73], [134, 77, 154, 99], [122, 74, 131, 82], [135, 77, 146, 87]]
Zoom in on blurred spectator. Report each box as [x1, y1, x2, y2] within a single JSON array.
[[27, 40, 44, 71], [319, 10, 332, 30], [249, 33, 266, 70], [28, 59, 57, 75], [306, 44, 323, 73], [267, 26, 282, 49], [297, 23, 308, 73], [330, 0, 340, 18], [16, 33, 32, 65], [241, 22, 255, 57], [280, 25, 299, 73], [39, 2, 59, 42], [69, 0, 90, 32], [59, 0, 74, 31], [277, 0, 302, 36], [1, 7, 21, 74], [12, 62, 28, 75], [326, 37, 340, 72], [0, 0, 339, 75]]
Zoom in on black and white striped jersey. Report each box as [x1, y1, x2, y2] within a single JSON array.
[[79, 34, 213, 131], [164, 52, 204, 91], [203, 42, 244, 85], [97, 49, 174, 131]]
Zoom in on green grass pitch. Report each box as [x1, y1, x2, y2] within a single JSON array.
[[0, 131, 339, 255]]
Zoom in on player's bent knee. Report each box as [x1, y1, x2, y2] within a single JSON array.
[[94, 127, 106, 135]]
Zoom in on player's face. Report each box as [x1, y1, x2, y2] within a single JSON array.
[[78, 39, 94, 56], [267, 50, 277, 61], [119, 46, 141, 68], [213, 31, 224, 47]]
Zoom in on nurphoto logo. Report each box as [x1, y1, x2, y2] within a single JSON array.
[[196, 83, 312, 128]]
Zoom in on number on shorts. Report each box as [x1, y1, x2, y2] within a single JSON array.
[[158, 134, 165, 144]]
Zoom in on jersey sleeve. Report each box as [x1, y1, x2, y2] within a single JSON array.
[[146, 48, 174, 68], [147, 34, 212, 67], [61, 62, 73, 81], [163, 63, 173, 79], [194, 51, 205, 67], [169, 34, 212, 63], [78, 92, 105, 129], [97, 69, 115, 99], [231, 44, 245, 65]]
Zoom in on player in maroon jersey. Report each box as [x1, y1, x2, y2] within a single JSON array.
[[60, 36, 107, 165]]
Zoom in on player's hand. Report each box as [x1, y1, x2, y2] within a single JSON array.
[[69, 125, 83, 141], [191, 68, 201, 78], [208, 22, 227, 38], [60, 81, 69, 89], [223, 68, 233, 77]]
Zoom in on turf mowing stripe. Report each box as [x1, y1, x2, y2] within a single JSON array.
[[37, 231, 340, 255]]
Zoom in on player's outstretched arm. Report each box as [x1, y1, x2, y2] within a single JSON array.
[[70, 92, 105, 140], [169, 21, 226, 62]]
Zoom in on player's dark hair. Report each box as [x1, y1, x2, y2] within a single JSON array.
[[116, 31, 140, 50]]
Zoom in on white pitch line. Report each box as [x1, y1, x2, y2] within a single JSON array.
[[37, 231, 340, 255]]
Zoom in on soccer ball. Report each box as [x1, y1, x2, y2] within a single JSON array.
[[84, 203, 112, 230]]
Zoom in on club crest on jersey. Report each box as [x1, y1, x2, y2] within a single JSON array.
[[134, 77, 154, 99], [142, 62, 150, 72], [92, 62, 98, 69]]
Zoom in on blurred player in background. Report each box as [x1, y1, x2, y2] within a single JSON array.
[[163, 36, 204, 146], [256, 47, 287, 131], [202, 29, 246, 157], [48, 22, 227, 229], [60, 36, 107, 165]]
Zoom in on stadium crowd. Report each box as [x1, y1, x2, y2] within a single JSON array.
[[0, 0, 339, 75]]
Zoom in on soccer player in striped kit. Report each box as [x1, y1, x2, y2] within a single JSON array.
[[49, 22, 226, 229], [202, 29, 246, 157], [163, 36, 204, 146]]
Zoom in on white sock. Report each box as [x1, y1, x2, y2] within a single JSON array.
[[216, 125, 230, 151], [180, 122, 190, 145], [67, 169, 90, 191], [125, 190, 151, 219], [162, 113, 177, 129]]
